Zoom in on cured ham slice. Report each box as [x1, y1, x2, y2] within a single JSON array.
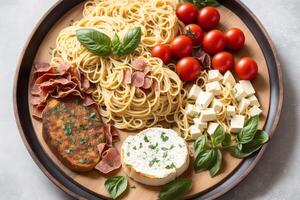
[[95, 147, 121, 174]]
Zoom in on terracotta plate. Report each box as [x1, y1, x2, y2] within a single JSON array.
[[14, 0, 283, 199]]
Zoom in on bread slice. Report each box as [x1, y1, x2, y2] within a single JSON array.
[[121, 128, 190, 186]]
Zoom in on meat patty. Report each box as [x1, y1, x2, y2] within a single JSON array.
[[42, 98, 105, 172]]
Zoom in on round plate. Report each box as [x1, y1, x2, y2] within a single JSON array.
[[14, 0, 283, 199]]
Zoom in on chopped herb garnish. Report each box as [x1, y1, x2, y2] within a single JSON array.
[[139, 142, 143, 148], [149, 158, 160, 167], [161, 147, 168, 151], [51, 106, 59, 114], [70, 110, 76, 116], [148, 143, 158, 150], [61, 103, 68, 112], [80, 137, 88, 145], [195, 112, 201, 117], [165, 163, 176, 169], [127, 152, 130, 157], [87, 112, 96, 120], [78, 158, 87, 164], [161, 132, 169, 142], [79, 124, 85, 130], [163, 152, 168, 158], [64, 121, 74, 135], [169, 145, 174, 150], [55, 139, 62, 145], [179, 144, 183, 148], [133, 146, 137, 150], [144, 135, 150, 143], [65, 147, 73, 154]]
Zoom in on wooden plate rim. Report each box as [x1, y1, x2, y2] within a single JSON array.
[[13, 0, 283, 199]]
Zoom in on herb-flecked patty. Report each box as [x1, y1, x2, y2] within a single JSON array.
[[42, 98, 105, 172]]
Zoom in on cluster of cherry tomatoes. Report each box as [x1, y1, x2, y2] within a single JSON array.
[[151, 2, 258, 81]]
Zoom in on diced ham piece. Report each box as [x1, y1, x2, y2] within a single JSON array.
[[131, 58, 146, 71], [142, 77, 153, 89], [123, 70, 132, 84], [132, 71, 146, 88]]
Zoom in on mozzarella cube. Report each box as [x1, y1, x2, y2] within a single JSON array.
[[238, 98, 251, 113], [234, 83, 247, 101], [239, 80, 255, 97], [196, 91, 214, 109], [230, 115, 245, 133], [212, 99, 223, 112], [185, 104, 195, 116], [226, 105, 236, 117], [199, 108, 217, 122], [249, 105, 262, 116], [205, 81, 222, 95], [222, 71, 236, 86], [188, 84, 202, 100], [247, 95, 260, 107], [193, 118, 207, 130], [190, 125, 203, 139], [208, 70, 223, 82], [207, 122, 219, 135]]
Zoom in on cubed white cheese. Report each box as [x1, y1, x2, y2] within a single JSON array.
[[195, 91, 214, 109], [234, 83, 247, 101], [247, 95, 260, 107], [199, 108, 217, 122], [226, 105, 236, 117], [230, 115, 245, 133], [249, 105, 262, 116], [238, 98, 251, 113], [193, 118, 207, 130], [188, 84, 202, 100], [205, 81, 222, 95], [222, 71, 236, 86], [208, 70, 223, 82], [212, 99, 223, 112], [190, 125, 203, 139], [185, 103, 195, 116], [207, 122, 219, 135], [239, 80, 255, 97]]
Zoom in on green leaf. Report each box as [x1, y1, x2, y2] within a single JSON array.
[[159, 179, 192, 200], [237, 115, 259, 144], [76, 28, 111, 56], [194, 149, 216, 172], [183, 0, 193, 3], [199, 0, 220, 7], [193, 0, 201, 8], [111, 33, 123, 55], [227, 146, 251, 159], [209, 148, 222, 177], [105, 176, 128, 199], [194, 135, 208, 155], [118, 27, 142, 55], [242, 130, 269, 154], [211, 125, 225, 146], [222, 133, 231, 148]]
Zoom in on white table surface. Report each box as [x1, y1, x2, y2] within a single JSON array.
[[1, 0, 299, 199]]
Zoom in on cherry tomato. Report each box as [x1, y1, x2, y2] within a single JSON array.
[[212, 51, 234, 74], [151, 44, 172, 64], [235, 57, 258, 80], [197, 7, 220, 30], [170, 35, 194, 59], [176, 57, 202, 81], [202, 30, 226, 54], [176, 3, 198, 24], [225, 28, 245, 50], [183, 24, 204, 46]]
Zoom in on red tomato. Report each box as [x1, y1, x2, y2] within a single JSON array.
[[225, 28, 245, 50], [151, 44, 172, 64], [235, 57, 258, 80], [176, 3, 198, 24], [212, 51, 234, 74], [183, 24, 204, 46], [170, 35, 194, 59], [176, 57, 202, 81], [197, 7, 220, 30], [202, 30, 226, 54]]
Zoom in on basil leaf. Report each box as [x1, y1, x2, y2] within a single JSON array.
[[118, 27, 142, 55], [183, 0, 193, 3], [105, 176, 128, 199], [242, 130, 269, 154], [193, 0, 201, 8], [76, 28, 111, 56], [159, 178, 192, 200], [237, 115, 259, 144], [111, 34, 123, 55], [199, 0, 220, 7], [211, 125, 225, 146], [194, 149, 216, 172], [194, 135, 208, 155], [222, 133, 231, 148], [209, 148, 222, 177], [227, 146, 252, 159]]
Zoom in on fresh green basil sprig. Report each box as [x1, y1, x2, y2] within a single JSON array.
[[159, 178, 192, 200], [76, 27, 141, 56], [194, 115, 269, 177], [105, 176, 128, 199], [183, 0, 220, 8]]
